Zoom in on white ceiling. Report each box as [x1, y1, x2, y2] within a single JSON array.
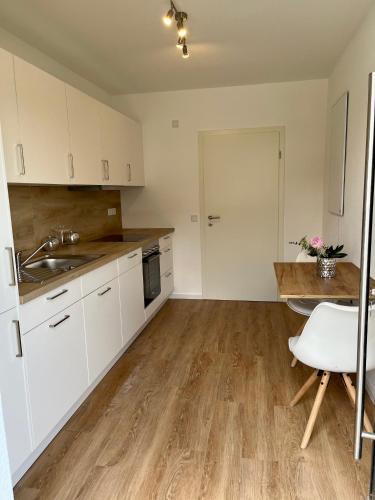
[[0, 0, 372, 95]]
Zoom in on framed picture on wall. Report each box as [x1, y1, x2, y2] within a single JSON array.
[[328, 92, 348, 217]]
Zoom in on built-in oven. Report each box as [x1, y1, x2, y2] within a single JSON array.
[[142, 242, 161, 307]]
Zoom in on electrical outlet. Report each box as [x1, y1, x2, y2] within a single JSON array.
[[172, 119, 179, 128], [190, 214, 199, 222], [107, 208, 117, 216]]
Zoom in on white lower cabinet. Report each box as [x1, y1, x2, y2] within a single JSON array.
[[83, 277, 122, 383], [119, 263, 145, 346], [23, 301, 88, 448], [0, 308, 32, 476], [161, 269, 174, 299]]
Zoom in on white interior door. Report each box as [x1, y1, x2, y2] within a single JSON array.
[[201, 129, 282, 301]]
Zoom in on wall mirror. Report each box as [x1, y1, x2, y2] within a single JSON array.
[[328, 92, 348, 216]]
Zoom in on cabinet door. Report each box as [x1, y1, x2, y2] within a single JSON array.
[[13, 57, 70, 184], [0, 395, 13, 497], [83, 278, 122, 383], [161, 269, 174, 300], [125, 119, 145, 186], [65, 85, 102, 185], [0, 49, 20, 183], [118, 263, 145, 346], [0, 134, 17, 314], [0, 308, 32, 475], [23, 301, 88, 447], [99, 104, 127, 185]]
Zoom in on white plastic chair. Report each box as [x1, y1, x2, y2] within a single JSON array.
[[287, 251, 320, 367], [289, 302, 375, 448]]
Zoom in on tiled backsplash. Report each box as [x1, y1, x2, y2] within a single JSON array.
[[8, 185, 122, 251]]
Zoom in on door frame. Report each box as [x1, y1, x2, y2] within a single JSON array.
[[198, 126, 285, 299]]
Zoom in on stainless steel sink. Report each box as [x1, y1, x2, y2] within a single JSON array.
[[19, 254, 104, 283]]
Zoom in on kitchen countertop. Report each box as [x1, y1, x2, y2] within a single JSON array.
[[18, 228, 174, 304]]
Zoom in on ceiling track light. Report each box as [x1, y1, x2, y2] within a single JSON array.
[[176, 37, 185, 49], [162, 1, 190, 59]]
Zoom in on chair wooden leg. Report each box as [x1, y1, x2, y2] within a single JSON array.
[[290, 369, 319, 407], [301, 371, 331, 449], [290, 321, 307, 368], [342, 373, 373, 433]]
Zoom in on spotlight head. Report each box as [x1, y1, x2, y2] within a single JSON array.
[[176, 37, 185, 49], [182, 43, 189, 59], [177, 20, 187, 38], [163, 8, 174, 26]]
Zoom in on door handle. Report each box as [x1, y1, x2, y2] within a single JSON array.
[[13, 320, 22, 357], [208, 215, 221, 226], [5, 247, 16, 286], [49, 314, 70, 329], [16, 143, 26, 175], [68, 153, 74, 179]]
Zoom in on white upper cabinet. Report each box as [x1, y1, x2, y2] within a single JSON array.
[[0, 49, 144, 187], [125, 118, 145, 186], [65, 85, 103, 185], [0, 49, 20, 184], [11, 57, 70, 184], [0, 130, 17, 314], [99, 104, 127, 185]]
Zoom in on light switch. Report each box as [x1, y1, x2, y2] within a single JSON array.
[[190, 214, 199, 222], [172, 119, 179, 128], [107, 208, 117, 216]]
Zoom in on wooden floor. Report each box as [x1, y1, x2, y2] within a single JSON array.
[[15, 300, 373, 500]]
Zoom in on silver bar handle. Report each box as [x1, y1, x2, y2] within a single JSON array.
[[49, 315, 70, 329], [102, 160, 107, 181], [164, 248, 171, 253], [46, 289, 68, 301], [106, 160, 110, 180], [5, 247, 16, 286], [165, 272, 172, 278], [68, 153, 74, 179], [127, 163, 131, 182], [98, 286, 111, 296], [355, 72, 375, 460], [163, 236, 170, 241], [16, 143, 25, 175], [12, 320, 22, 357], [128, 253, 138, 259]]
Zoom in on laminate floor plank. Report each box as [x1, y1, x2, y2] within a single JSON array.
[[14, 300, 372, 499]]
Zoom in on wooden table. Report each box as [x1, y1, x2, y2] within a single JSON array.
[[273, 262, 365, 300]]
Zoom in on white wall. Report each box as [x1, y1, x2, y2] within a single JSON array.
[[323, 5, 375, 265], [0, 27, 111, 106], [114, 80, 328, 297], [323, 5, 375, 399]]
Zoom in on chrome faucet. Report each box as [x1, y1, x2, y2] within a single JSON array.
[[16, 236, 60, 282]]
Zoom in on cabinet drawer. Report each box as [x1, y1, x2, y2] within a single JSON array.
[[159, 234, 173, 250], [19, 278, 81, 334], [160, 245, 173, 276], [23, 301, 88, 447], [118, 248, 142, 275], [81, 260, 118, 296]]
